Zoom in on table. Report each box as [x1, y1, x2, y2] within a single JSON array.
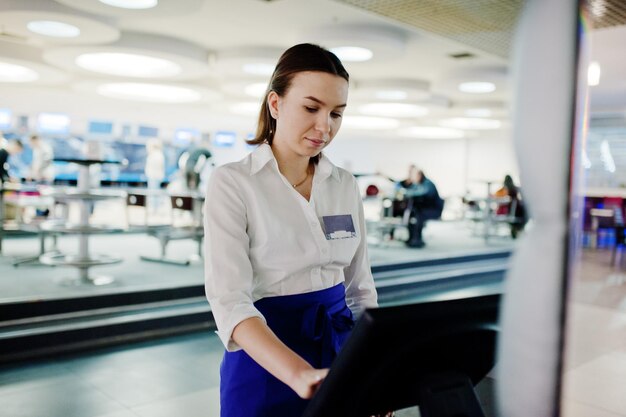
[[39, 159, 126, 285]]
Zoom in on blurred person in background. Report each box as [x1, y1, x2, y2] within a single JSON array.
[[28, 135, 54, 184], [399, 169, 444, 248], [145, 138, 165, 212], [0, 139, 24, 184], [494, 174, 527, 238]]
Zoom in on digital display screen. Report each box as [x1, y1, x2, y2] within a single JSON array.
[[214, 130, 236, 148], [37, 113, 70, 134], [0, 108, 11, 130], [174, 128, 200, 147], [88, 120, 114, 135], [138, 125, 159, 138]]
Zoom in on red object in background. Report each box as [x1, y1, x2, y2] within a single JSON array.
[[365, 184, 379, 197], [495, 204, 510, 215], [603, 197, 623, 208]]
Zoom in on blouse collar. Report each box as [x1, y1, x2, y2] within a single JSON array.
[[250, 143, 340, 183]]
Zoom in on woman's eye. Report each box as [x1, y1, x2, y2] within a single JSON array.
[[331, 112, 343, 119], [305, 107, 317, 113]]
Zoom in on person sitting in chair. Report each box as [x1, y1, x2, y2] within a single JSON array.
[[493, 174, 527, 238], [398, 169, 444, 248]]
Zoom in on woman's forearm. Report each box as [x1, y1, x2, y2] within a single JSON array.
[[232, 317, 326, 398]]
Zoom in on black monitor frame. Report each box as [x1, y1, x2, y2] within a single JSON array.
[[303, 293, 500, 417]]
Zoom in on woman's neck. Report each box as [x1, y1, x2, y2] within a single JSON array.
[[270, 144, 310, 184]]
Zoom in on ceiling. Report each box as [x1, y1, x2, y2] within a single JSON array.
[[0, 0, 624, 138]]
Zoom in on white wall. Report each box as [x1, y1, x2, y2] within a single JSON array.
[[465, 134, 519, 196], [326, 132, 518, 198]]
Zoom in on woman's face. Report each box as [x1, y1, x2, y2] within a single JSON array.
[[268, 71, 348, 159]]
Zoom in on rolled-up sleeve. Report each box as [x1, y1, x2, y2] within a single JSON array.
[[343, 179, 378, 317], [204, 167, 265, 351]]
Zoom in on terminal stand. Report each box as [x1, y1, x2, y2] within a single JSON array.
[[418, 371, 485, 417], [302, 294, 500, 417]]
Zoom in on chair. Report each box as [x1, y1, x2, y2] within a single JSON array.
[[139, 194, 204, 266], [126, 192, 149, 228]]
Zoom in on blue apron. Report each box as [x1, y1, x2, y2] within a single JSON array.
[[220, 283, 355, 417]]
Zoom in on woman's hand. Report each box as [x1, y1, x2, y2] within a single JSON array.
[[290, 368, 329, 399]]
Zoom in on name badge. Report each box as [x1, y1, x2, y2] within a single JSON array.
[[322, 214, 356, 240]]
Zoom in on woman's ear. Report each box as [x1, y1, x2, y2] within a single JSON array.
[[267, 91, 279, 119]]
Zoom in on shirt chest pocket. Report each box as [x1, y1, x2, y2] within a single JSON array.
[[328, 233, 360, 265], [321, 214, 360, 265]]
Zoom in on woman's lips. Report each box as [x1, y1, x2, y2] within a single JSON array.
[[306, 137, 326, 147]]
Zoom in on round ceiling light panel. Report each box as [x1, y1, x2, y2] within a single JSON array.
[[341, 116, 400, 130], [0, 61, 40, 82], [75, 52, 181, 78], [398, 126, 465, 139], [330, 46, 373, 62], [0, 1, 119, 44], [73, 80, 221, 103], [299, 24, 407, 63], [458, 81, 496, 94], [449, 100, 509, 119], [353, 79, 431, 102], [221, 79, 270, 99], [0, 40, 69, 84], [358, 102, 429, 118], [44, 31, 211, 80], [98, 0, 158, 9], [229, 101, 263, 117], [214, 47, 283, 77], [27, 20, 81, 38], [54, 0, 205, 17], [436, 65, 508, 99], [439, 117, 502, 130]]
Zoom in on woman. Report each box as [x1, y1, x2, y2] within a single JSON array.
[[204, 43, 378, 416]]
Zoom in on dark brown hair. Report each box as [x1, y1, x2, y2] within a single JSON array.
[[247, 43, 349, 154]]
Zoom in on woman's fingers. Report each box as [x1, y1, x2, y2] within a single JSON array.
[[294, 368, 329, 399]]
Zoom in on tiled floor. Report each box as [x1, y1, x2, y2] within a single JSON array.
[[0, 332, 222, 417], [0, 324, 499, 417], [561, 250, 626, 417]]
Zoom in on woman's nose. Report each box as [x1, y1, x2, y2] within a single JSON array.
[[315, 113, 331, 134]]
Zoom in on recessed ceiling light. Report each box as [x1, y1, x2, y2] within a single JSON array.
[[75, 52, 181, 78], [229, 102, 262, 116], [98, 0, 158, 9], [242, 63, 275, 76], [464, 108, 493, 118], [588, 61, 601, 86], [398, 126, 465, 139], [359, 103, 429, 118], [342, 116, 399, 130], [330, 46, 373, 62], [244, 82, 268, 98], [27, 20, 81, 38], [439, 117, 501, 130], [0, 62, 39, 82], [97, 82, 201, 103], [375, 90, 408, 100], [458, 82, 496, 94]]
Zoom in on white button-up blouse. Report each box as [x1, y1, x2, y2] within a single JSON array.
[[204, 144, 378, 351]]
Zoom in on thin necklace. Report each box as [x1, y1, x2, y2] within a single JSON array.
[[292, 170, 309, 188]]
